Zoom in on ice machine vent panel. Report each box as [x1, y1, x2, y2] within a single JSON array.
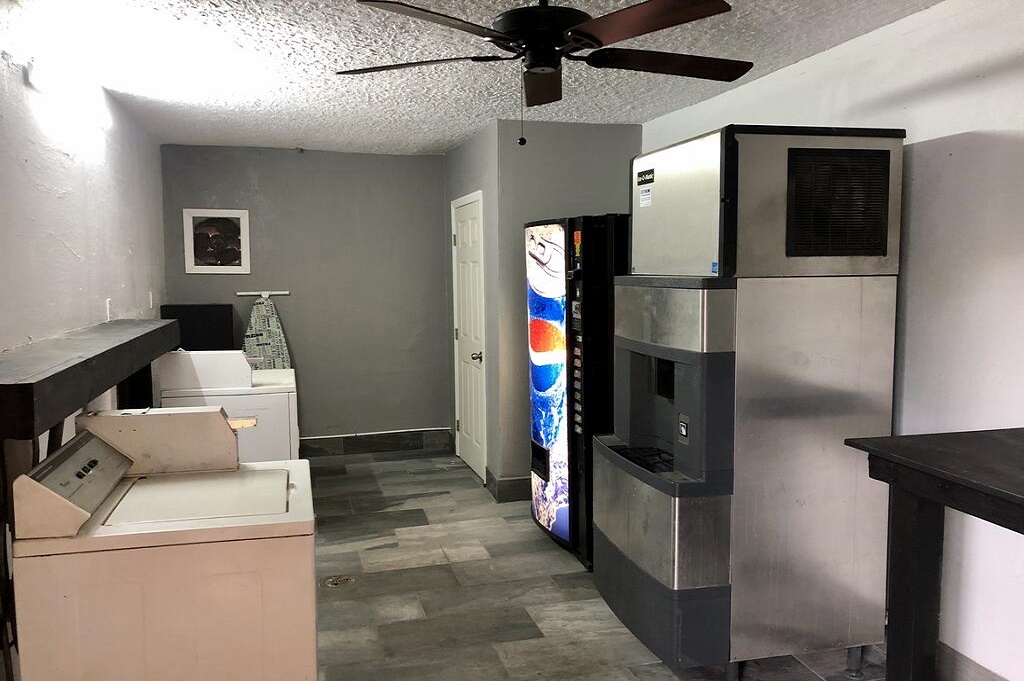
[[786, 148, 890, 257]]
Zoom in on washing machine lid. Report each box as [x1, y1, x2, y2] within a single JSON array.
[[104, 469, 288, 525], [161, 369, 296, 398], [253, 369, 296, 389], [13, 460, 314, 558]]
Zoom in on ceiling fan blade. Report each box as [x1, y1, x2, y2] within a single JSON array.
[[336, 55, 508, 75], [357, 1, 514, 43], [566, 0, 732, 49], [585, 48, 752, 81], [523, 70, 563, 107]]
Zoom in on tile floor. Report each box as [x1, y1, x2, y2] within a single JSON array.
[[305, 432, 885, 681]]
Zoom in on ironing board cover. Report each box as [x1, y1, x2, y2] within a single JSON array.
[[243, 297, 292, 369]]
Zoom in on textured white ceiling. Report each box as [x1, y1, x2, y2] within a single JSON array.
[[6, 0, 944, 154]]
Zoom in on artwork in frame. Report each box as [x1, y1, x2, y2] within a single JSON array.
[[183, 208, 251, 274]]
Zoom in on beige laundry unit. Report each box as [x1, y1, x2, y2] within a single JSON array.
[[155, 351, 300, 463]]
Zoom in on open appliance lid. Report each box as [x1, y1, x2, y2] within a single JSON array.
[[13, 460, 313, 558], [104, 469, 288, 525]]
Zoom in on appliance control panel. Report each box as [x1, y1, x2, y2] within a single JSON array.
[[569, 229, 584, 435], [15, 431, 133, 539], [570, 228, 585, 437], [572, 331, 584, 435]]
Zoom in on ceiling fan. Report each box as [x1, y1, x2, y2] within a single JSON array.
[[337, 0, 753, 107]]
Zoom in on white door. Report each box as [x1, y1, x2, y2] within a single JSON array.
[[451, 192, 487, 480]]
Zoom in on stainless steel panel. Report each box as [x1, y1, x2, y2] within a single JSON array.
[[729, 277, 896, 661], [593, 444, 629, 556], [670, 495, 731, 590], [631, 132, 723, 276], [616, 286, 735, 353], [733, 134, 903, 277], [594, 449, 731, 590]]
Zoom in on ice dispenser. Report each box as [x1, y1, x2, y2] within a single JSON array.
[[593, 125, 905, 675]]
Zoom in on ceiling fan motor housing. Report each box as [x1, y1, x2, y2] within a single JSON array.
[[342, 0, 753, 108], [492, 4, 593, 72]]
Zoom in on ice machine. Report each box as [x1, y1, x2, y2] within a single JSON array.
[[593, 125, 905, 674], [526, 214, 629, 566]]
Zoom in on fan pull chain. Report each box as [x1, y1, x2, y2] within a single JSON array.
[[518, 76, 527, 146]]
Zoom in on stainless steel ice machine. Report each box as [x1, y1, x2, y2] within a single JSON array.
[[593, 125, 905, 672]]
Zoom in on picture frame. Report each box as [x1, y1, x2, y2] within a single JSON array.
[[183, 208, 251, 274]]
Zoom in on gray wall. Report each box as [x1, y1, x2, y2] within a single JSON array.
[[162, 146, 449, 437], [493, 120, 641, 480], [444, 120, 641, 482], [0, 53, 165, 351]]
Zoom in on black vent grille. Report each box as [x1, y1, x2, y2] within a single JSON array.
[[787, 148, 891, 257], [530, 440, 550, 481]]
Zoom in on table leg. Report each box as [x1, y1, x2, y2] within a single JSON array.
[[885, 485, 945, 681]]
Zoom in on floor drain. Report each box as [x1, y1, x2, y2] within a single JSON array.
[[322, 575, 356, 588]]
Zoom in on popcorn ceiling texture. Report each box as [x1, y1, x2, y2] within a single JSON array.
[[102, 0, 943, 154]]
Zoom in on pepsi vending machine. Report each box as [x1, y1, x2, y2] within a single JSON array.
[[525, 214, 629, 566]]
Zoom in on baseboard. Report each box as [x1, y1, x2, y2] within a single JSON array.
[[299, 428, 453, 456], [300, 427, 450, 440], [938, 642, 1010, 681], [485, 468, 531, 503]]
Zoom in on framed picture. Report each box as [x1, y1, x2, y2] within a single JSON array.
[[183, 208, 251, 274]]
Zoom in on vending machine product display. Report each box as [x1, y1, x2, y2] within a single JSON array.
[[526, 214, 629, 566]]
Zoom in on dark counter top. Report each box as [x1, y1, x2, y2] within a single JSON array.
[[0, 319, 179, 439], [846, 429, 1024, 507], [847, 427, 1024, 681]]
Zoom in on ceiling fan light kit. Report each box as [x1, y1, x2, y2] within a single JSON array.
[[338, 0, 754, 107]]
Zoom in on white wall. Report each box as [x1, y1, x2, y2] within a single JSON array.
[[0, 51, 164, 350], [643, 1, 1023, 678]]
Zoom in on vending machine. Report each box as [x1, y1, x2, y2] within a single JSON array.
[[525, 214, 629, 566]]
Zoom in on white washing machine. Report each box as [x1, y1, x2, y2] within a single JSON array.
[[155, 351, 300, 462], [12, 417, 316, 681]]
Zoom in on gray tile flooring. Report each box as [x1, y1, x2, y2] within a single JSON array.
[[305, 434, 885, 681]]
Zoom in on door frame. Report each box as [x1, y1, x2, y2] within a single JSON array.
[[450, 190, 488, 476]]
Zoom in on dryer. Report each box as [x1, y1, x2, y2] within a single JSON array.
[[155, 350, 300, 462]]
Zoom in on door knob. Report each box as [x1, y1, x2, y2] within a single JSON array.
[[470, 352, 483, 362]]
